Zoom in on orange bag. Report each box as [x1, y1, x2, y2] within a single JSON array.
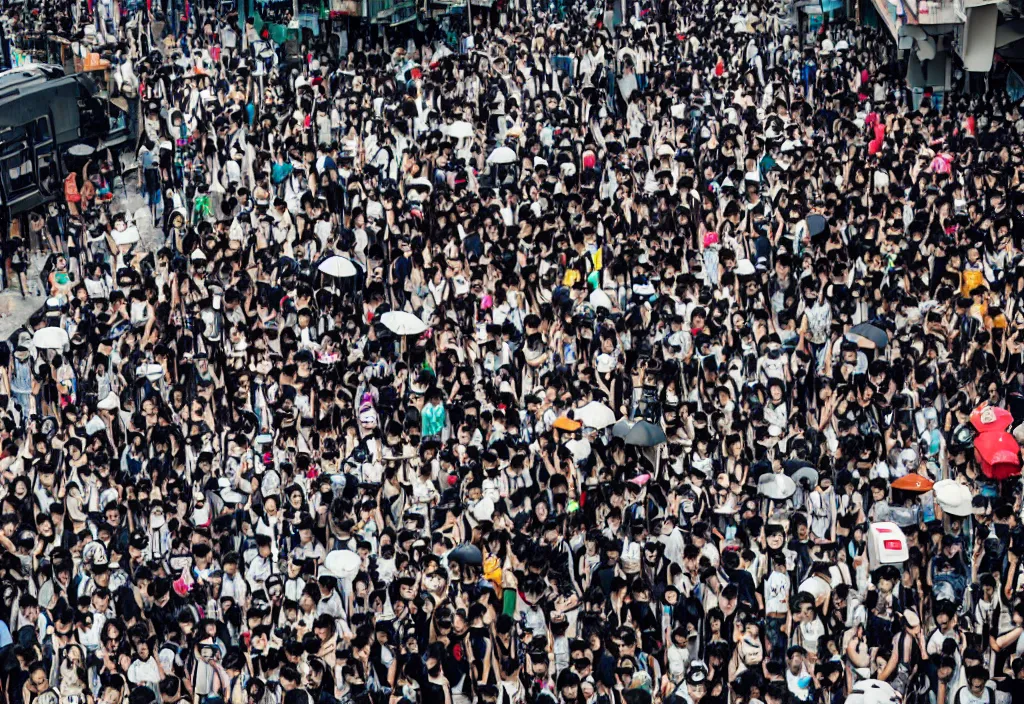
[[64, 173, 80, 203]]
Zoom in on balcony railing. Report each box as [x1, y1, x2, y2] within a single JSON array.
[[367, 0, 418, 23]]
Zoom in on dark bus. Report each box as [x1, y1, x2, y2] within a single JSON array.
[[0, 63, 132, 223]]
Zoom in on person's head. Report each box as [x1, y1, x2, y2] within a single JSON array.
[[787, 646, 806, 674], [966, 666, 989, 697], [936, 656, 956, 685], [27, 662, 48, 694], [903, 609, 921, 635]]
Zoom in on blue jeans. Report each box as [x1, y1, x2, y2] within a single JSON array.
[[551, 56, 573, 86], [13, 393, 30, 426], [766, 616, 787, 663]]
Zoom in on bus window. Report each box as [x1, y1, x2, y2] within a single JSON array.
[[33, 117, 56, 196], [0, 126, 33, 199]]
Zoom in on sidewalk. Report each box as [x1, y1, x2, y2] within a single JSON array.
[[0, 177, 162, 341]]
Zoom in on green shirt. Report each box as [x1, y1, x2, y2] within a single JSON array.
[[421, 402, 446, 437]]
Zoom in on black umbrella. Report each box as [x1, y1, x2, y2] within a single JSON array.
[[625, 421, 668, 447], [849, 322, 889, 350], [449, 543, 483, 566]]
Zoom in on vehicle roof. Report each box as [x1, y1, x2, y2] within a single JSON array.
[[0, 65, 67, 97]]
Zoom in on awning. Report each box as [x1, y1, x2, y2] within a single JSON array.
[[997, 19, 1024, 49], [961, 5, 998, 72]]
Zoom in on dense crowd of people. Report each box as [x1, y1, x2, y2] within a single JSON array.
[[5, 0, 1024, 704]]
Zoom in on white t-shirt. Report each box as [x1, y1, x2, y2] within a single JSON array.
[[765, 570, 791, 613], [798, 575, 832, 603], [950, 685, 994, 704], [700, 542, 720, 569], [786, 665, 813, 701], [127, 657, 161, 685]]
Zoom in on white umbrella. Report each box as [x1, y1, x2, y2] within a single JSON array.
[[565, 438, 592, 462], [487, 146, 517, 164], [846, 680, 900, 704], [380, 311, 428, 336], [33, 327, 69, 350], [113, 226, 140, 246], [136, 363, 164, 382], [323, 550, 361, 579], [472, 498, 495, 522], [407, 177, 433, 193], [318, 256, 358, 278], [616, 47, 639, 65], [589, 288, 614, 311], [448, 120, 474, 139], [575, 401, 616, 429], [933, 479, 976, 517], [758, 473, 796, 500]]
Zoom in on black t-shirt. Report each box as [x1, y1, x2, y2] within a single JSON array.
[[725, 567, 759, 612], [997, 678, 1024, 700]]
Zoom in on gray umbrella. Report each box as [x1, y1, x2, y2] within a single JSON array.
[[807, 214, 828, 238], [625, 420, 668, 447], [849, 323, 889, 350], [612, 419, 635, 438], [791, 466, 819, 490]]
